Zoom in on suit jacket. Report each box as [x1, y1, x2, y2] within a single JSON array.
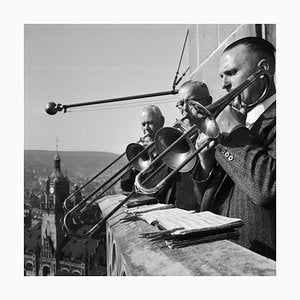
[[120, 163, 176, 205], [173, 163, 201, 211], [193, 102, 276, 259]]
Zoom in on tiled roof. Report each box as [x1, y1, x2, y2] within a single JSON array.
[[24, 222, 103, 264], [60, 226, 100, 262], [24, 222, 42, 254]]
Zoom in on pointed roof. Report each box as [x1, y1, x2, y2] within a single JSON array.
[[50, 140, 66, 182]]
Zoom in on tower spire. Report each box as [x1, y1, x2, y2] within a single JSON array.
[[56, 137, 59, 154], [52, 138, 63, 179]]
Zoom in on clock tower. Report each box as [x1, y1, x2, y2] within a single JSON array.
[[39, 149, 69, 276]]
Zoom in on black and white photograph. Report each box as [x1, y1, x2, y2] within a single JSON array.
[[2, 0, 300, 298], [24, 23, 276, 276]]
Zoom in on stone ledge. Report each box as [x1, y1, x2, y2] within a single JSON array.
[[98, 194, 276, 276]]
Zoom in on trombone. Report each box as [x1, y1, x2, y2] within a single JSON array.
[[61, 138, 155, 238], [62, 117, 191, 238], [184, 63, 272, 140], [62, 134, 151, 212], [135, 65, 271, 194], [63, 123, 208, 239], [64, 65, 271, 239]]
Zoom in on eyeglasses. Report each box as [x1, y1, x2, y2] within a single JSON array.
[[176, 97, 210, 110], [176, 100, 185, 110]]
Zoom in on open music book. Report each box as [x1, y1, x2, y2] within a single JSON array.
[[134, 206, 243, 236], [123, 204, 243, 248]]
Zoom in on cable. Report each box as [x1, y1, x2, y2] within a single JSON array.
[[61, 30, 190, 115], [67, 96, 179, 113], [172, 28, 190, 90]]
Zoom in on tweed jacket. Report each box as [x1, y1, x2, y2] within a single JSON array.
[[193, 102, 276, 259]]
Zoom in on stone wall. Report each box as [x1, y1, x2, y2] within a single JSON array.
[[99, 195, 276, 276]]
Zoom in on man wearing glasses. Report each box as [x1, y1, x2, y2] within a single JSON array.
[[173, 81, 212, 211]]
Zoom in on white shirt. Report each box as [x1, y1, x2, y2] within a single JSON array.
[[246, 94, 276, 129]]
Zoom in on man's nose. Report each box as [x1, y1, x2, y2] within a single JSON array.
[[222, 76, 231, 91]]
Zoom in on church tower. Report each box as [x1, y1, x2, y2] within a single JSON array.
[[39, 145, 69, 276]]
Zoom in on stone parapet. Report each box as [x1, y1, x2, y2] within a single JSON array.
[[98, 194, 276, 276]]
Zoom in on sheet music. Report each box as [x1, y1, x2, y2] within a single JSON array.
[[136, 207, 242, 236]]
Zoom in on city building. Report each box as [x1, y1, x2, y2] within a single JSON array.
[[24, 150, 106, 276]]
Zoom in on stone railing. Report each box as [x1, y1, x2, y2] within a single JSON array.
[[98, 194, 276, 276]]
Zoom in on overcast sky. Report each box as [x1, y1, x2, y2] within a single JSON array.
[[24, 24, 190, 154]]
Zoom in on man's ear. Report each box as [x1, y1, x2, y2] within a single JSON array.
[[257, 59, 270, 71], [161, 116, 165, 127]]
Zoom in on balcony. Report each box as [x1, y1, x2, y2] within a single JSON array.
[[98, 194, 276, 276]]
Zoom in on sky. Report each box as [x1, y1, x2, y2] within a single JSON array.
[[24, 24, 190, 154]]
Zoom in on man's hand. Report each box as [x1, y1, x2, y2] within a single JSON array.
[[141, 137, 153, 147], [216, 98, 248, 135], [195, 132, 216, 178]]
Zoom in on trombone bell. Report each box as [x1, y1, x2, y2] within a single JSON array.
[[126, 143, 152, 171], [185, 102, 220, 139], [155, 127, 196, 173], [185, 66, 271, 139]]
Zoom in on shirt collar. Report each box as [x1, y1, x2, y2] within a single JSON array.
[[246, 93, 276, 128]]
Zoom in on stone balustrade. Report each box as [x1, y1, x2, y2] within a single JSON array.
[[98, 194, 276, 276]]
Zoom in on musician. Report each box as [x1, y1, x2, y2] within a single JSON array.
[[174, 81, 212, 211], [120, 105, 176, 204], [140, 104, 164, 146], [176, 81, 212, 128], [192, 37, 276, 259]]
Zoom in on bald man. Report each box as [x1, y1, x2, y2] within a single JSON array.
[[120, 105, 176, 205], [140, 105, 164, 146]]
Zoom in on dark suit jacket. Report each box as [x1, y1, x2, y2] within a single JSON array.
[[193, 102, 276, 259], [120, 163, 176, 205], [173, 167, 201, 211], [121, 164, 200, 209]]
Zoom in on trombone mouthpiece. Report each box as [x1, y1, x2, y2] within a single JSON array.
[[45, 102, 63, 115]]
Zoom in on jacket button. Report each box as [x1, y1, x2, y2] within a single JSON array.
[[228, 155, 233, 161], [225, 151, 230, 157]]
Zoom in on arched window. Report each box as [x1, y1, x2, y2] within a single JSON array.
[[25, 262, 33, 272], [72, 270, 81, 276], [60, 268, 69, 274], [42, 266, 51, 276]]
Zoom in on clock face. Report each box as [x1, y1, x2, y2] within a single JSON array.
[[49, 186, 54, 194]]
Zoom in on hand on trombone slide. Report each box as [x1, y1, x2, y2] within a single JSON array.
[[215, 97, 248, 136], [192, 97, 248, 177]]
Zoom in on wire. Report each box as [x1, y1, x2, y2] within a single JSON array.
[[69, 99, 178, 112], [67, 95, 179, 113], [172, 28, 190, 90], [64, 29, 190, 115], [82, 96, 173, 108]]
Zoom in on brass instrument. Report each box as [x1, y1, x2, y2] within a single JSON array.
[[63, 65, 271, 239], [184, 64, 271, 139], [62, 134, 150, 213], [62, 118, 190, 238], [135, 65, 271, 195]]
